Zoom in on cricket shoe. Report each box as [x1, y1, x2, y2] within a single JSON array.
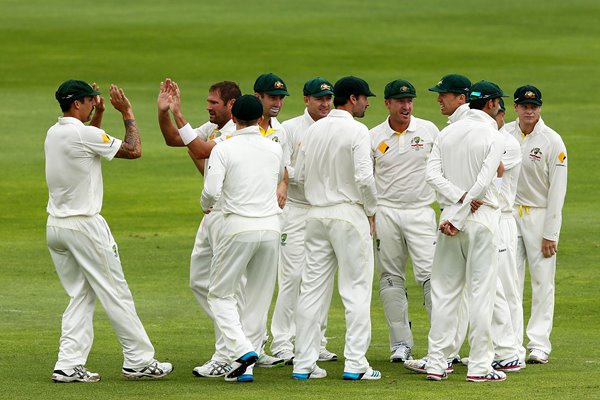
[[527, 349, 549, 364], [52, 365, 100, 383], [255, 352, 285, 368], [342, 367, 381, 381], [466, 369, 507, 382], [192, 359, 232, 377], [426, 372, 447, 381], [390, 345, 412, 363], [122, 359, 173, 379], [403, 358, 454, 374], [226, 351, 258, 379], [274, 350, 295, 365], [492, 356, 521, 372], [225, 365, 254, 382], [292, 365, 327, 380], [318, 348, 338, 362]]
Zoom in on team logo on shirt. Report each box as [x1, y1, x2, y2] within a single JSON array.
[[102, 133, 111, 143], [529, 147, 542, 161], [271, 136, 280, 143], [377, 141, 389, 154], [281, 233, 287, 246], [112, 244, 119, 259], [558, 152, 567, 163], [411, 136, 424, 150]]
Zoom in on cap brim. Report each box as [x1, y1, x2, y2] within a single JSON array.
[[386, 94, 416, 99], [515, 99, 542, 106]]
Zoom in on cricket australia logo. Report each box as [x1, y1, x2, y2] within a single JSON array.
[[410, 136, 424, 150], [281, 233, 287, 246], [271, 136, 279, 143], [112, 244, 119, 259], [274, 81, 285, 89], [529, 147, 542, 161]]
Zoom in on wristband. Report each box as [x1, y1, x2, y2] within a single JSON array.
[[178, 123, 197, 145]]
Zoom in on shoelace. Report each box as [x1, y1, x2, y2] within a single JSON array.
[[141, 362, 163, 375], [73, 365, 90, 378]]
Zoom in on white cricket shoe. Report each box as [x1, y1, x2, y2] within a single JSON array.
[[122, 359, 173, 379], [390, 345, 412, 363], [292, 365, 327, 380], [342, 367, 381, 381], [255, 352, 285, 368], [527, 349, 549, 364], [318, 348, 338, 362], [492, 356, 521, 372], [274, 350, 295, 365], [404, 358, 453, 374], [52, 365, 100, 383], [226, 351, 258, 379], [466, 369, 507, 382], [192, 359, 232, 377], [225, 365, 254, 382]]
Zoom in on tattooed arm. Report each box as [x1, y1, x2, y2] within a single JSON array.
[[110, 84, 142, 159]]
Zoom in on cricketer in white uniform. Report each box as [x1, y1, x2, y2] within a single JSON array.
[[424, 81, 506, 382], [504, 85, 568, 364], [203, 95, 285, 383], [370, 79, 439, 363], [157, 80, 241, 377], [270, 77, 337, 363], [292, 76, 380, 381], [428, 73, 472, 364], [46, 80, 172, 383]]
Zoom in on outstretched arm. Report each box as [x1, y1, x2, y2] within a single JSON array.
[[111, 84, 142, 159]]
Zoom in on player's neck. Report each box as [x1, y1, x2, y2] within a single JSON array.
[[259, 116, 271, 131]]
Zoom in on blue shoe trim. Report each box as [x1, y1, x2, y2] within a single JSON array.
[[237, 374, 254, 382], [239, 352, 258, 362], [342, 372, 364, 380], [292, 373, 310, 380]]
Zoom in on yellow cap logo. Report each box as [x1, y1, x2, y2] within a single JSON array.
[[400, 86, 409, 92], [524, 91, 536, 99], [274, 81, 284, 89], [320, 83, 331, 90]]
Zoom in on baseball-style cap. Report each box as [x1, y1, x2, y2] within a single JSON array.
[[303, 77, 334, 97], [384, 79, 416, 99], [254, 73, 289, 96], [333, 76, 376, 98], [514, 84, 543, 106], [55, 79, 100, 103], [428, 74, 471, 95], [468, 80, 508, 101], [232, 94, 264, 120]]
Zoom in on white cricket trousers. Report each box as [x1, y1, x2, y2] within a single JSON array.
[[515, 206, 556, 354], [47, 215, 155, 370], [294, 204, 374, 375], [375, 205, 435, 350], [208, 214, 280, 360], [271, 203, 333, 355], [190, 210, 245, 363], [427, 207, 499, 377]]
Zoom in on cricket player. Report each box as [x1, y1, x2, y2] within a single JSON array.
[[46, 80, 172, 383], [203, 95, 285, 383], [504, 85, 568, 364], [157, 79, 241, 377], [292, 76, 380, 381], [423, 81, 507, 382], [270, 77, 338, 364], [369, 79, 439, 363]]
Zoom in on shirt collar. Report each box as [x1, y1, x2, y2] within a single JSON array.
[[448, 103, 470, 124], [328, 109, 353, 119], [58, 116, 86, 127], [384, 116, 415, 137], [236, 125, 261, 136]]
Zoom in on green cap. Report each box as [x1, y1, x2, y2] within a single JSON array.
[[303, 77, 334, 97], [514, 85, 542, 106], [468, 80, 508, 101], [384, 79, 416, 99], [55, 79, 100, 103], [428, 74, 471, 95], [498, 98, 506, 113], [232, 94, 263, 120], [333, 76, 376, 98], [254, 73, 289, 96]]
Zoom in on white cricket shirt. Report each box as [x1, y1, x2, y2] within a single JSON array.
[[370, 115, 439, 209], [497, 129, 522, 213], [298, 109, 377, 216], [45, 117, 122, 217], [504, 117, 567, 240]]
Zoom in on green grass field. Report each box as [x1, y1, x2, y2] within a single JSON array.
[[1, 0, 599, 398]]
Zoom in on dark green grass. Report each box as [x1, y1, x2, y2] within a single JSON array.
[[1, 0, 600, 398]]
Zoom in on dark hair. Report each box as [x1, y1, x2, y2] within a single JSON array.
[[210, 81, 241, 104], [469, 98, 492, 110], [333, 95, 351, 107], [235, 118, 260, 127], [59, 96, 88, 112]]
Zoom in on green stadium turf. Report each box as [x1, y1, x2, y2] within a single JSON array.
[[1, 0, 599, 398]]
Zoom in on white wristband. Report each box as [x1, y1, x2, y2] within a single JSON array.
[[178, 123, 197, 145]]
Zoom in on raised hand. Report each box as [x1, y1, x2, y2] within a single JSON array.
[[158, 79, 172, 112], [109, 84, 133, 118]]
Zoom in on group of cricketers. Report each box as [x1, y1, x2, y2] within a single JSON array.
[[44, 71, 567, 384]]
